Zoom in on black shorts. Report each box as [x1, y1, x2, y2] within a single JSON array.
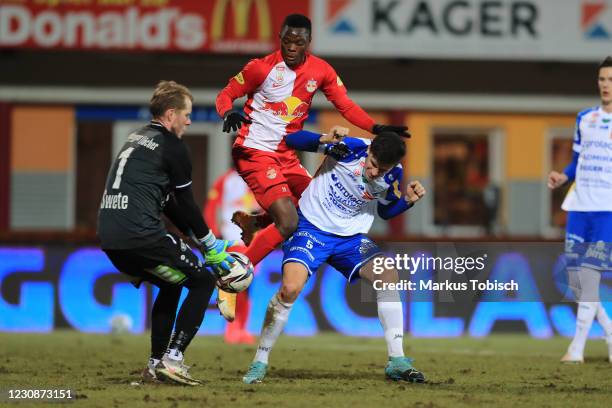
[[103, 233, 215, 289]]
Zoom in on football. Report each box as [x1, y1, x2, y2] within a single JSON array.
[[109, 313, 133, 334], [215, 252, 254, 293]]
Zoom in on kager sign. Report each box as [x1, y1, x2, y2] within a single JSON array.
[[312, 0, 612, 61], [0, 0, 308, 53], [371, 0, 538, 37]]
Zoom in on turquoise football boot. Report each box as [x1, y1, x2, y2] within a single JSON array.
[[243, 361, 268, 384], [385, 357, 425, 383]]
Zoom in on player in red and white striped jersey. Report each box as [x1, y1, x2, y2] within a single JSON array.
[[215, 14, 409, 320]]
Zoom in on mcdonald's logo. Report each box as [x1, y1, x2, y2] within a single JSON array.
[[211, 0, 272, 41]]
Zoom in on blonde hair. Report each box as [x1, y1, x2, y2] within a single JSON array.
[[149, 80, 193, 118]]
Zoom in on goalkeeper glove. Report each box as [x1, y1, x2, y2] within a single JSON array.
[[199, 231, 236, 275], [222, 110, 252, 133], [372, 124, 411, 138]]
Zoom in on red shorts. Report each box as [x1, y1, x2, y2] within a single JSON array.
[[232, 145, 312, 210]]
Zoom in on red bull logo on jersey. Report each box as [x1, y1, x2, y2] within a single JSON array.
[[261, 96, 309, 123], [306, 79, 317, 93], [266, 167, 277, 179], [275, 66, 285, 83]]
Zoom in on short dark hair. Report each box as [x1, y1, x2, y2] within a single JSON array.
[[149, 80, 193, 118], [370, 132, 406, 166], [599, 56, 612, 70], [282, 14, 311, 34]]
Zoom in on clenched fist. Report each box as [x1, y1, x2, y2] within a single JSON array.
[[319, 126, 349, 144], [547, 171, 568, 189], [406, 181, 426, 203]]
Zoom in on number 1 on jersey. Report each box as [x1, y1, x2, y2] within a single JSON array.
[[112, 147, 135, 189]]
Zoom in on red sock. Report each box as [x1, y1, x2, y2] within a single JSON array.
[[225, 318, 240, 341], [228, 245, 247, 253], [244, 224, 284, 266]]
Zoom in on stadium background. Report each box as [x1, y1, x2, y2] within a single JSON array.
[[0, 0, 610, 338]]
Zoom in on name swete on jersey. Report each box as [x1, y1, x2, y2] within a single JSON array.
[[97, 122, 193, 249]]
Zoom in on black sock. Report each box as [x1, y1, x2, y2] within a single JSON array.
[[168, 279, 215, 353], [150, 286, 182, 360]]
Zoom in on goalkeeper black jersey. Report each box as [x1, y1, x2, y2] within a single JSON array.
[[97, 121, 193, 249]]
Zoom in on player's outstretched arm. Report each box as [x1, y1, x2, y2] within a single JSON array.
[[286, 128, 353, 160], [286, 128, 344, 150]]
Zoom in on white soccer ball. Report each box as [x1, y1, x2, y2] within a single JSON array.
[[109, 313, 133, 334], [215, 252, 254, 293]]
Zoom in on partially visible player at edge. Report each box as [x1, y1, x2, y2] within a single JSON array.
[[242, 128, 426, 383], [548, 56, 612, 364], [97, 81, 235, 385], [215, 14, 409, 319]]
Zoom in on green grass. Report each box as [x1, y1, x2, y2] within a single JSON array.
[[0, 332, 610, 407]]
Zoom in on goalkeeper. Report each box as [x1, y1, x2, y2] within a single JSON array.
[[97, 81, 234, 386]]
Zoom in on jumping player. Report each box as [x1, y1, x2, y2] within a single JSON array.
[[216, 13, 409, 319], [241, 129, 426, 383]]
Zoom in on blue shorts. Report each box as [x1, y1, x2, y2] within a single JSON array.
[[565, 211, 612, 270], [282, 212, 383, 282]]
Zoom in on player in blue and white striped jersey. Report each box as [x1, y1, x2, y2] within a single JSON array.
[[548, 56, 612, 364], [243, 127, 427, 384]]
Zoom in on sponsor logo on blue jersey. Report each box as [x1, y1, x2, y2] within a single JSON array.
[[327, 173, 367, 215]]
